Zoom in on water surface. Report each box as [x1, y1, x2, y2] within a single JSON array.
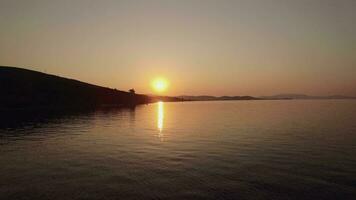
[[1, 100, 356, 200]]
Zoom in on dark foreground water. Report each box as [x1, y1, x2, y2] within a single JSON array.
[[1, 100, 356, 200]]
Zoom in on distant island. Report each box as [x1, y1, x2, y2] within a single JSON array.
[[177, 95, 260, 101], [0, 66, 182, 111], [259, 94, 356, 100], [177, 94, 356, 101]]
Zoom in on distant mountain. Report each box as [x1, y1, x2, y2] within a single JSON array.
[[259, 94, 307, 100], [260, 94, 356, 100], [0, 66, 181, 111], [177, 95, 260, 101], [178, 93, 356, 102], [150, 95, 184, 102]]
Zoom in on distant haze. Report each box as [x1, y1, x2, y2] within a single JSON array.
[[1, 0, 355, 96]]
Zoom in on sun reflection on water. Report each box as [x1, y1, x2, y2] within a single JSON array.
[[157, 101, 164, 139]]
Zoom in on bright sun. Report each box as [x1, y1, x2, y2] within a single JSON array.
[[152, 78, 168, 93]]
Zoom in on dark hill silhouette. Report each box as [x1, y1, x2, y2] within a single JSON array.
[[0, 66, 180, 111]]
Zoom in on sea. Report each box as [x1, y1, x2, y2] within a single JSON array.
[[1, 100, 356, 200]]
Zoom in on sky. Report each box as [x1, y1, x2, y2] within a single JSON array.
[[0, 0, 355, 96]]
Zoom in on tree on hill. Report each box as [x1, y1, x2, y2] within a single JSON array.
[[129, 88, 135, 94]]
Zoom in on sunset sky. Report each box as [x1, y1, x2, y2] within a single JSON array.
[[1, 0, 355, 96]]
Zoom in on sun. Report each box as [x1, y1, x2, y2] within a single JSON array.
[[152, 78, 168, 93]]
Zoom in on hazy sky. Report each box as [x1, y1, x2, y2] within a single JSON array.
[[1, 0, 355, 96]]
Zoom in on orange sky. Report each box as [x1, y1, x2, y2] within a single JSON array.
[[1, 0, 355, 96]]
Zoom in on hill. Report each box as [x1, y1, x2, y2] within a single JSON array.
[[0, 66, 179, 111]]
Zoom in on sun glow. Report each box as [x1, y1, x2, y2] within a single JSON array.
[[152, 78, 168, 93]]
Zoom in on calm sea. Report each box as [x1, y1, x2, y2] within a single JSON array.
[[1, 100, 356, 200]]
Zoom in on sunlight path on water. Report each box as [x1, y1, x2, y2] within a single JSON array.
[[157, 101, 164, 140]]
